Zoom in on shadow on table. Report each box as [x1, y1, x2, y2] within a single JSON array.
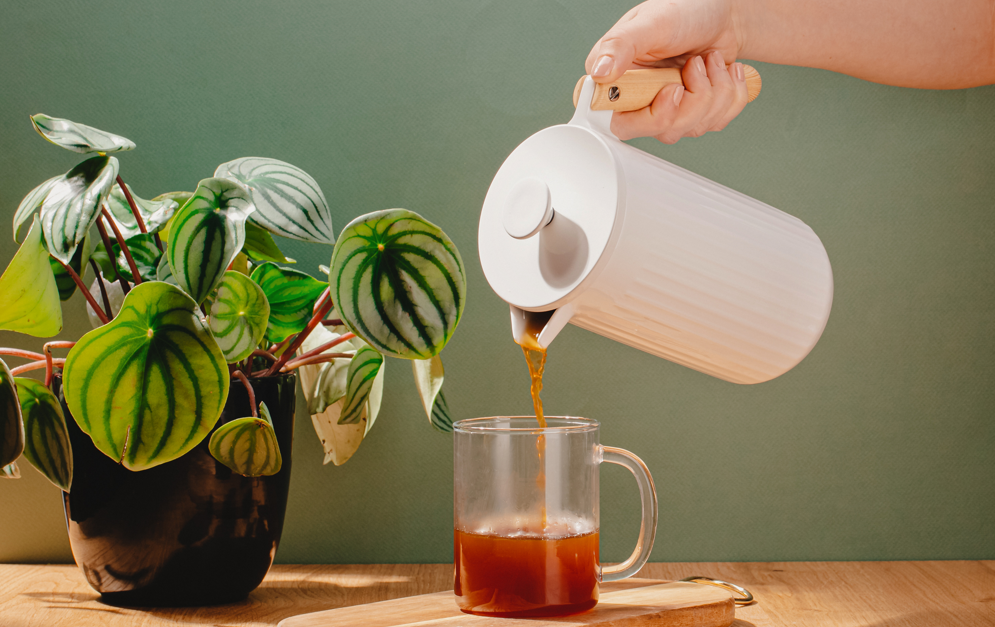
[[23, 572, 439, 626]]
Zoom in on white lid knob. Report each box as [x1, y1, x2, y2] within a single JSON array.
[[503, 178, 554, 239]]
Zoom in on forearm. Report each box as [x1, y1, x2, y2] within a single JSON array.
[[734, 0, 995, 88]]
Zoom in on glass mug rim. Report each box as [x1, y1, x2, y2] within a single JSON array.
[[453, 416, 599, 434]]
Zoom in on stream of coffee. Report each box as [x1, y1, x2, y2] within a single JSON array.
[[518, 312, 550, 428], [517, 310, 555, 530]]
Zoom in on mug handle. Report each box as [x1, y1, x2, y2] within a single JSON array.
[[599, 446, 658, 582]]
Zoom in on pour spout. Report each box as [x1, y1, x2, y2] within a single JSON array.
[[509, 304, 575, 349]]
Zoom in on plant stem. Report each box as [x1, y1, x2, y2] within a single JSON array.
[[321, 319, 344, 327], [43, 341, 75, 387], [11, 358, 64, 377], [266, 293, 334, 376], [101, 207, 142, 286], [312, 288, 330, 315], [115, 175, 148, 234], [288, 333, 355, 365], [88, 258, 113, 319], [233, 370, 257, 418], [280, 352, 353, 372], [0, 348, 46, 361], [96, 217, 131, 296], [250, 350, 278, 363], [117, 174, 164, 253], [60, 260, 109, 324], [269, 335, 294, 357]]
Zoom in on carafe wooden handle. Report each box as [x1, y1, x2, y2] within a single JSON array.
[[572, 65, 761, 111]]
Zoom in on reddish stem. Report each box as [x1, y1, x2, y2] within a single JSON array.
[[60, 260, 109, 324], [321, 319, 344, 327], [96, 217, 131, 296], [250, 350, 278, 363], [269, 335, 293, 358], [88, 258, 113, 318], [11, 359, 64, 377], [233, 370, 257, 418], [280, 352, 353, 372], [291, 333, 355, 364], [0, 348, 46, 361], [312, 288, 330, 315], [116, 175, 147, 234], [266, 294, 334, 376], [43, 342, 75, 387], [102, 207, 142, 285]]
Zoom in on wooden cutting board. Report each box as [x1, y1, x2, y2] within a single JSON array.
[[277, 578, 738, 627]]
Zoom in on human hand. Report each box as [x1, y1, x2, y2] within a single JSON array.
[[585, 0, 750, 143]]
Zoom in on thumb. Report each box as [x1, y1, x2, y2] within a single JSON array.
[[585, 7, 667, 83]]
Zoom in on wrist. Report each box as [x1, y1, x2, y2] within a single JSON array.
[[729, 0, 759, 60]]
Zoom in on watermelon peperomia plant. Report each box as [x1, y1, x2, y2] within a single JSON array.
[[0, 114, 465, 489]]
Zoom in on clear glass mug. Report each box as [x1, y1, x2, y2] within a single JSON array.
[[453, 417, 657, 617]]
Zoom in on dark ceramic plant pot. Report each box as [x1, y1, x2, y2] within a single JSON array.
[[53, 373, 296, 607]]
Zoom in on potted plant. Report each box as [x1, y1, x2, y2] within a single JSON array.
[[0, 115, 465, 605]]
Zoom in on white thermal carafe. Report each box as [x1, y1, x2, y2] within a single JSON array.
[[478, 77, 833, 384]]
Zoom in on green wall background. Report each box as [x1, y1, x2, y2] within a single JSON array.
[[1, 1, 992, 564]]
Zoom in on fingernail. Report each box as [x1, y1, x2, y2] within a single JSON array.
[[694, 56, 706, 75], [735, 62, 745, 81], [592, 55, 614, 78], [673, 85, 685, 106], [710, 51, 725, 66]]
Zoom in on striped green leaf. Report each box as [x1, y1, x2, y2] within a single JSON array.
[[339, 347, 384, 425], [50, 243, 86, 301], [52, 230, 95, 300], [297, 321, 366, 414], [30, 114, 136, 154], [330, 209, 466, 360], [63, 281, 230, 471], [90, 239, 121, 282], [0, 359, 24, 469], [156, 254, 177, 286], [153, 191, 193, 206], [40, 155, 119, 264], [105, 184, 178, 239], [16, 378, 72, 491], [214, 157, 334, 244], [113, 233, 161, 282], [208, 272, 270, 363], [412, 356, 452, 432], [249, 262, 327, 343], [51, 256, 78, 301], [299, 324, 384, 466], [243, 222, 294, 264], [430, 390, 453, 433], [153, 191, 192, 242], [166, 178, 255, 304], [0, 218, 63, 337], [2, 462, 19, 478], [13, 175, 60, 243], [208, 402, 282, 477]]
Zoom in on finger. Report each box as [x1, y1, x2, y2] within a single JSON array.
[[710, 62, 750, 132], [666, 56, 713, 139], [609, 83, 685, 141], [585, 4, 671, 83], [695, 51, 737, 133]]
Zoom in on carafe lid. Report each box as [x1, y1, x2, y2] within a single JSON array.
[[478, 122, 620, 311]]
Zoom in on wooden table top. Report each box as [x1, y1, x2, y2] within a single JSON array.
[[0, 561, 991, 626]]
